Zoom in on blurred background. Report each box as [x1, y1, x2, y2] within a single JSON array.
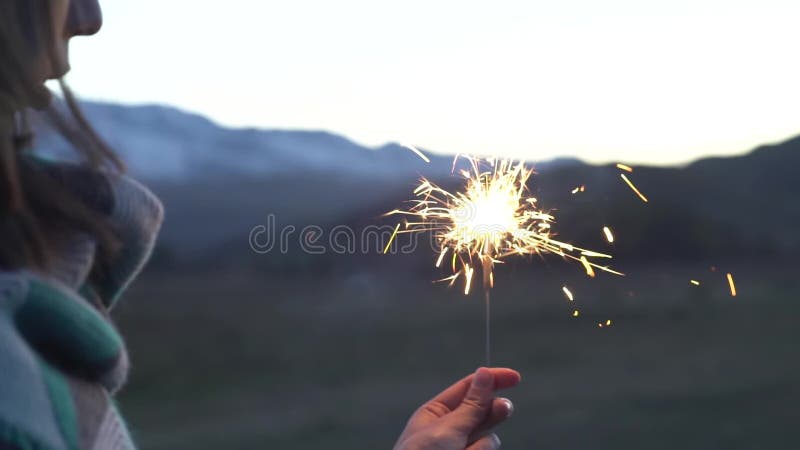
[[38, 0, 800, 448]]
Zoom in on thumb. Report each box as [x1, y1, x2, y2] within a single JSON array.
[[446, 367, 495, 432]]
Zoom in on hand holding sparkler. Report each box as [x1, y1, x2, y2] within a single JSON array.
[[394, 367, 521, 450]]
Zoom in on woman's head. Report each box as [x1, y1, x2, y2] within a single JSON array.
[[0, 0, 123, 273]]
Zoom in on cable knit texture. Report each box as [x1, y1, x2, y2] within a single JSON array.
[[0, 160, 163, 450]]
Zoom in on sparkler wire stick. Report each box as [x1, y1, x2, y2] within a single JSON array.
[[484, 287, 491, 366]]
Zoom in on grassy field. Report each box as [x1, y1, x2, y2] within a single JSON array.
[[113, 261, 800, 450]]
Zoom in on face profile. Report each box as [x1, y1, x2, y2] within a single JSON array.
[[26, 0, 102, 84]]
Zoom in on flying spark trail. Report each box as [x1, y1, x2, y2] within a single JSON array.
[[690, 280, 701, 286], [562, 286, 574, 302], [621, 174, 649, 203], [603, 226, 614, 243], [727, 273, 737, 297], [401, 144, 431, 163], [383, 223, 401, 254], [386, 155, 623, 363], [580, 255, 596, 278], [616, 163, 634, 173]]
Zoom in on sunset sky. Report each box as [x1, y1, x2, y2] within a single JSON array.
[[61, 0, 800, 165]]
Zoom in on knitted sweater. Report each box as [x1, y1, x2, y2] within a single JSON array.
[[0, 159, 163, 450]]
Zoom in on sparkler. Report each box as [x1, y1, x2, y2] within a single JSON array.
[[386, 155, 622, 364]]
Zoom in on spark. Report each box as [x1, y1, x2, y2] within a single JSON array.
[[581, 250, 612, 259], [435, 247, 448, 267], [603, 226, 614, 243], [616, 163, 634, 173], [464, 265, 475, 295], [401, 144, 431, 163], [606, 319, 612, 326], [571, 185, 586, 194], [580, 256, 596, 278], [383, 223, 400, 254], [573, 310, 580, 317], [690, 279, 701, 286], [562, 286, 574, 302], [386, 156, 622, 293], [727, 273, 737, 297], [620, 174, 649, 203]]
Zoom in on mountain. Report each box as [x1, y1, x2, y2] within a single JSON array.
[[32, 101, 582, 183], [29, 100, 800, 264]]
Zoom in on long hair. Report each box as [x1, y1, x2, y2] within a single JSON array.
[[0, 0, 124, 274]]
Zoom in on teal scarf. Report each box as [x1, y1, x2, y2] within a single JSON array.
[[0, 161, 163, 450]]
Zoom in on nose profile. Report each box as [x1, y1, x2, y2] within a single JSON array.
[[66, 0, 103, 37]]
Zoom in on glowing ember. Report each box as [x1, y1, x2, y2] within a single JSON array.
[[573, 310, 580, 317], [571, 184, 586, 194], [690, 279, 701, 286], [620, 174, 649, 203]]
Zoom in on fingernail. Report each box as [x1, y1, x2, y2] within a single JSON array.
[[474, 367, 493, 388], [501, 398, 514, 417], [492, 433, 502, 447]]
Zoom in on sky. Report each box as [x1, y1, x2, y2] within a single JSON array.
[[61, 0, 800, 166]]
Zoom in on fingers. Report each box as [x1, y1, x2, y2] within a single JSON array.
[[403, 367, 521, 435], [468, 397, 513, 444], [430, 368, 521, 411], [466, 433, 501, 450], [445, 367, 495, 432]]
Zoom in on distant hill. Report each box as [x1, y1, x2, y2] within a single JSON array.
[[33, 101, 578, 182], [30, 100, 800, 265]]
